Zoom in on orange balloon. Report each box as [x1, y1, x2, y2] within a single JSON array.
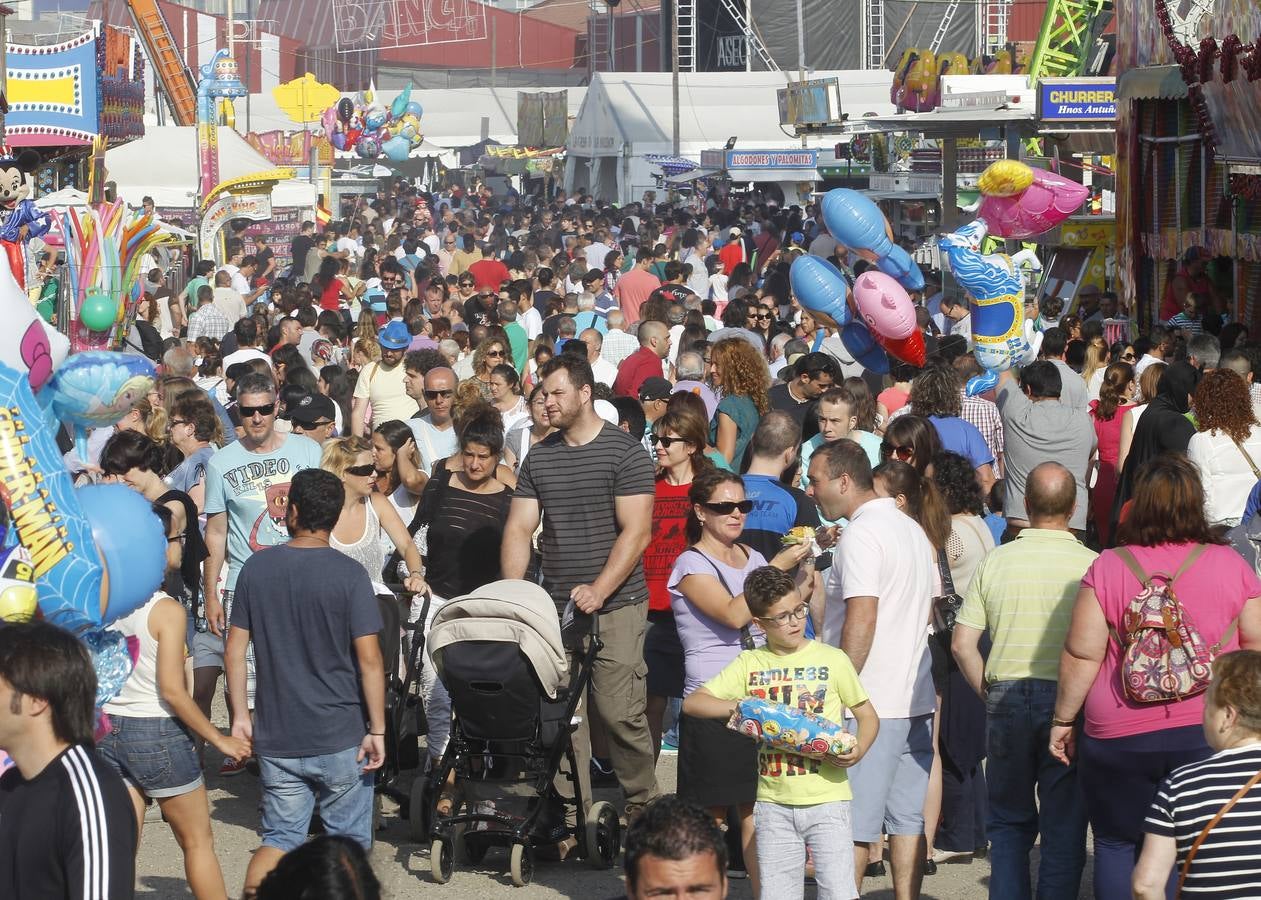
[[875, 330, 926, 367]]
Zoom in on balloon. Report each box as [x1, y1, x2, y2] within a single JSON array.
[[820, 189, 923, 292], [382, 135, 411, 162], [391, 82, 413, 119], [337, 97, 353, 122], [0, 362, 160, 632], [45, 351, 155, 460], [976, 160, 1091, 239], [839, 321, 889, 374], [788, 255, 851, 328], [939, 219, 1042, 395], [852, 271, 915, 339], [356, 137, 379, 158], [406, 101, 423, 118], [79, 292, 117, 332], [365, 108, 387, 132], [321, 106, 337, 137], [331, 131, 346, 151], [0, 259, 68, 390], [0, 545, 37, 623], [874, 331, 927, 367]]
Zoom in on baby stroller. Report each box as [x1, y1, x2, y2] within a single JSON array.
[[414, 580, 620, 886]]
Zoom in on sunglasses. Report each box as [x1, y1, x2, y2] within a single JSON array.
[[486, 349, 505, 357], [169, 418, 190, 428], [755, 313, 774, 321], [239, 403, 276, 419], [345, 463, 377, 477], [757, 604, 810, 628], [880, 443, 914, 462], [459, 281, 474, 288], [424, 389, 455, 400], [1120, 353, 1136, 361], [702, 500, 754, 515], [653, 434, 686, 447]]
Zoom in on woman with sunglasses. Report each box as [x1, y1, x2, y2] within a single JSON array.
[[669, 469, 814, 895], [504, 384, 553, 474], [321, 436, 425, 592], [880, 414, 944, 475], [644, 408, 713, 759], [1089, 362, 1135, 546], [463, 337, 509, 402]]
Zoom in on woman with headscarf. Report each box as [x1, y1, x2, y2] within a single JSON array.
[[1110, 361, 1200, 539]]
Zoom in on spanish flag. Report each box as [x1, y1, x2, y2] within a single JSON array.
[[315, 202, 332, 227]]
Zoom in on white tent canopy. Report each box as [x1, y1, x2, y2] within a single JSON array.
[[104, 126, 317, 211], [565, 71, 894, 204]]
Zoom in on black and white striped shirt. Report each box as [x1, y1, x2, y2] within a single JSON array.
[[1146, 744, 1261, 896], [0, 744, 136, 899]]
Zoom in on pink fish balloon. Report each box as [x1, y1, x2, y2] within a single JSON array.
[[975, 160, 1091, 240], [852, 271, 916, 340]]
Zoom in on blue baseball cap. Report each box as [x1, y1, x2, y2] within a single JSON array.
[[378, 320, 411, 350]]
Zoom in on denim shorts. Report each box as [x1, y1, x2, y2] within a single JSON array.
[[96, 715, 203, 799], [258, 745, 374, 852]]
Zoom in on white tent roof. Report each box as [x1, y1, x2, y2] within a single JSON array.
[[105, 126, 317, 210], [236, 86, 587, 150], [566, 71, 895, 159]]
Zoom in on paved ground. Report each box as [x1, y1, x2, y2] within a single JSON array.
[[134, 697, 1092, 898]]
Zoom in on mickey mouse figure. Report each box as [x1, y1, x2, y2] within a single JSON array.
[[0, 145, 51, 290]]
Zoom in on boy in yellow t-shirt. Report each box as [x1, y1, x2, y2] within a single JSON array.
[[684, 566, 879, 900]]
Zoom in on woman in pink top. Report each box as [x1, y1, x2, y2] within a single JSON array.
[[1050, 455, 1261, 898], [1087, 361, 1134, 547]]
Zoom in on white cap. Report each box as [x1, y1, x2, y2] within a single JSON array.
[[594, 399, 620, 426]]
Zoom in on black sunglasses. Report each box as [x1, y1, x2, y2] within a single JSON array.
[[345, 463, 377, 476], [239, 403, 276, 418], [880, 442, 914, 461], [653, 434, 686, 447], [702, 500, 754, 515], [424, 389, 455, 400]]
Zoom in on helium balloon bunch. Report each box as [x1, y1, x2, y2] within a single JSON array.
[[789, 189, 928, 375], [51, 201, 171, 353], [322, 82, 425, 162]]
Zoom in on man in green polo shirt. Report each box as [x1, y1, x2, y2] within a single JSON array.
[[951, 462, 1096, 900]]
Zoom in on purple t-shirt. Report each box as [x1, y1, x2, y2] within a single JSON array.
[[668, 545, 768, 695]]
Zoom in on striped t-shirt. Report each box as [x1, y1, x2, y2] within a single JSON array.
[[515, 422, 656, 612], [955, 529, 1098, 684], [1146, 744, 1261, 896]]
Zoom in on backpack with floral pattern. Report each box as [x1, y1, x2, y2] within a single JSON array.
[[1109, 545, 1236, 703]]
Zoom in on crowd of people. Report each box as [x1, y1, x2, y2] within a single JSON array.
[[2, 179, 1261, 900]]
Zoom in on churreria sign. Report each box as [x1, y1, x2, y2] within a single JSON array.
[[1038, 78, 1117, 122]]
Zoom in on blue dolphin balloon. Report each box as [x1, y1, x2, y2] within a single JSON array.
[[789, 255, 852, 328], [821, 189, 925, 293]]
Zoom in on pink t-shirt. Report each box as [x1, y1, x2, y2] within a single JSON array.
[[1082, 543, 1261, 739]]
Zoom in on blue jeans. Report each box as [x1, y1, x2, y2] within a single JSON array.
[[984, 680, 1087, 900], [257, 745, 374, 851]]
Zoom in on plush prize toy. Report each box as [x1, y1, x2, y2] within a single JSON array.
[[0, 146, 51, 291]]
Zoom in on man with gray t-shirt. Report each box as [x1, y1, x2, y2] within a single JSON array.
[[502, 354, 659, 821]]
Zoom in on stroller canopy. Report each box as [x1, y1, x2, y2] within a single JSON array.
[[428, 580, 568, 698]]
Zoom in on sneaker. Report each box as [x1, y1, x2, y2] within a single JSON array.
[[219, 757, 248, 777], [931, 848, 973, 865], [590, 758, 618, 787], [659, 738, 678, 755]]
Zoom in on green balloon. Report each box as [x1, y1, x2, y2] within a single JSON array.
[[80, 292, 117, 332]]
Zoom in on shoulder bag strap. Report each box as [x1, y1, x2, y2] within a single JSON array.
[[1231, 435, 1261, 481], [936, 547, 957, 595], [1178, 767, 1261, 896]]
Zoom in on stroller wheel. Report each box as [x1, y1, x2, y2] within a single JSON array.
[[509, 841, 535, 887], [584, 800, 621, 869], [409, 777, 431, 843], [430, 836, 454, 884]]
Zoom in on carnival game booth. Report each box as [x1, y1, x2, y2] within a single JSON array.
[[564, 71, 893, 205], [105, 127, 315, 269]]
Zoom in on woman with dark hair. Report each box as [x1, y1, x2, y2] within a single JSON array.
[[1088, 362, 1135, 546], [1112, 361, 1200, 528], [314, 255, 344, 313], [504, 384, 552, 474], [166, 392, 223, 515], [644, 407, 712, 757], [270, 343, 305, 387], [881, 414, 944, 476], [413, 404, 514, 802], [1051, 454, 1261, 898], [250, 835, 380, 900], [371, 419, 422, 526], [488, 362, 528, 432], [1188, 369, 1261, 528], [603, 248, 623, 293], [668, 390, 730, 470], [668, 468, 813, 897], [319, 364, 354, 436]]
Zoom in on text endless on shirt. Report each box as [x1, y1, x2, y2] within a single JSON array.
[[704, 641, 869, 805], [514, 422, 656, 611]]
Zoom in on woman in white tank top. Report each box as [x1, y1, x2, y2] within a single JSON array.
[[322, 436, 427, 595], [98, 591, 251, 899]]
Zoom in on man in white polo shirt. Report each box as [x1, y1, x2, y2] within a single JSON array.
[[806, 438, 937, 900]]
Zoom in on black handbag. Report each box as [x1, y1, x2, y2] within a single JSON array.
[[931, 547, 964, 634]]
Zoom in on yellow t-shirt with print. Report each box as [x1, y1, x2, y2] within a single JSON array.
[[703, 640, 869, 805]]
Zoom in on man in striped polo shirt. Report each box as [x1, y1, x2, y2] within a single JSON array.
[[952, 462, 1097, 899]]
